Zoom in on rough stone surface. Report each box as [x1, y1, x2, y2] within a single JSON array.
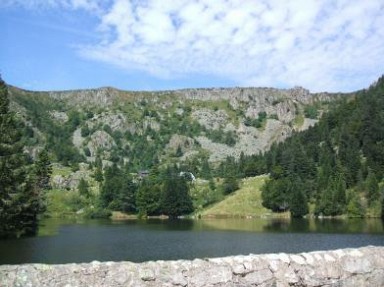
[[1, 246, 383, 287]]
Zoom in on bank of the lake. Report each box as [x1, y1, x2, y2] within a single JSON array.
[[0, 218, 383, 265]]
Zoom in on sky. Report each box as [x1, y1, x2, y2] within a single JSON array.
[[0, 0, 383, 93]]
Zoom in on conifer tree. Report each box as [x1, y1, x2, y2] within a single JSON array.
[[78, 178, 90, 198], [34, 149, 52, 191], [161, 166, 193, 218], [290, 179, 309, 218], [136, 179, 162, 217], [0, 76, 44, 237], [366, 169, 379, 206]]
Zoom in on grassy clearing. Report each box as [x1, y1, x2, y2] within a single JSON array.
[[45, 189, 81, 218], [293, 114, 305, 128], [201, 175, 288, 218], [51, 165, 73, 177]]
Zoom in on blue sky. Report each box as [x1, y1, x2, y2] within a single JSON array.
[[1, 0, 383, 92]]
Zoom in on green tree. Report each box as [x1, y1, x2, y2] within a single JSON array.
[[115, 174, 137, 213], [161, 167, 193, 218], [81, 125, 90, 137], [346, 190, 365, 217], [290, 179, 309, 218], [78, 178, 90, 198], [0, 77, 44, 237], [200, 157, 212, 180], [222, 175, 239, 195], [34, 149, 52, 191], [262, 177, 291, 212], [316, 171, 346, 216], [99, 164, 121, 208], [136, 179, 162, 217], [366, 169, 379, 206], [99, 164, 137, 212], [304, 105, 318, 119]]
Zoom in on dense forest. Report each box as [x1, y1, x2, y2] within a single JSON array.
[[241, 76, 384, 218]]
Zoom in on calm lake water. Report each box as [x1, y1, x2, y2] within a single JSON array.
[[0, 218, 383, 264]]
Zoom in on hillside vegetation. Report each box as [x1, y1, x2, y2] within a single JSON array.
[[230, 76, 384, 218], [9, 85, 345, 172], [5, 77, 384, 227]]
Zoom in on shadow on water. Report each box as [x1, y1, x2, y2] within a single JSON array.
[[200, 217, 384, 234]]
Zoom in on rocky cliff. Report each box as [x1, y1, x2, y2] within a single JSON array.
[[9, 85, 351, 166], [1, 246, 383, 287]]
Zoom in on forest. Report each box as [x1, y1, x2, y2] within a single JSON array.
[[242, 76, 384, 218], [1, 75, 384, 238]]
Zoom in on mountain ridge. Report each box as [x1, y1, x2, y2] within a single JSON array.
[[8, 83, 354, 166]]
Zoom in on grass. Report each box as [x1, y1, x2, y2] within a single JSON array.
[[293, 114, 305, 129], [201, 175, 289, 218], [45, 189, 80, 218], [189, 99, 240, 125], [51, 165, 73, 177]]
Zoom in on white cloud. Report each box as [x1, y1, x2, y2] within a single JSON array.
[[4, 0, 384, 92]]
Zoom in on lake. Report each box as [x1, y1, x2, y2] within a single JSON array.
[[0, 218, 383, 264]]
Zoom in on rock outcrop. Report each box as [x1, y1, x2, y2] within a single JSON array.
[[1, 246, 383, 286], [8, 84, 353, 163]]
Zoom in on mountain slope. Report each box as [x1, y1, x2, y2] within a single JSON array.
[[9, 85, 351, 173], [256, 76, 384, 218]]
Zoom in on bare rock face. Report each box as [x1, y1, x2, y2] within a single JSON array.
[[192, 108, 229, 130], [176, 86, 339, 105], [87, 130, 116, 157], [1, 246, 383, 287], [51, 163, 92, 190], [50, 111, 68, 122], [48, 87, 119, 107]]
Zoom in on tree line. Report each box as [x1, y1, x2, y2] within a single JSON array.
[[232, 76, 384, 218]]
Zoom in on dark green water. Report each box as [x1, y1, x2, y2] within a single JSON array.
[[0, 218, 383, 264]]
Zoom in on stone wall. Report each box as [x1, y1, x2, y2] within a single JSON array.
[[1, 246, 383, 287]]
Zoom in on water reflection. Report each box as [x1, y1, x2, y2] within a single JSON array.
[[199, 218, 384, 234], [0, 218, 383, 265]]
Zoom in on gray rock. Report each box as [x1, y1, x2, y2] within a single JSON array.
[[2, 246, 383, 287]]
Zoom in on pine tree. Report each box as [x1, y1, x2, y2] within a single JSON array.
[[161, 167, 193, 218], [117, 172, 137, 213], [222, 175, 239, 195], [94, 166, 103, 187], [316, 171, 346, 216], [261, 177, 290, 212], [200, 157, 212, 180], [366, 169, 379, 206], [136, 179, 162, 217], [78, 178, 90, 198], [0, 76, 43, 238], [290, 179, 309, 218], [34, 149, 52, 190]]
